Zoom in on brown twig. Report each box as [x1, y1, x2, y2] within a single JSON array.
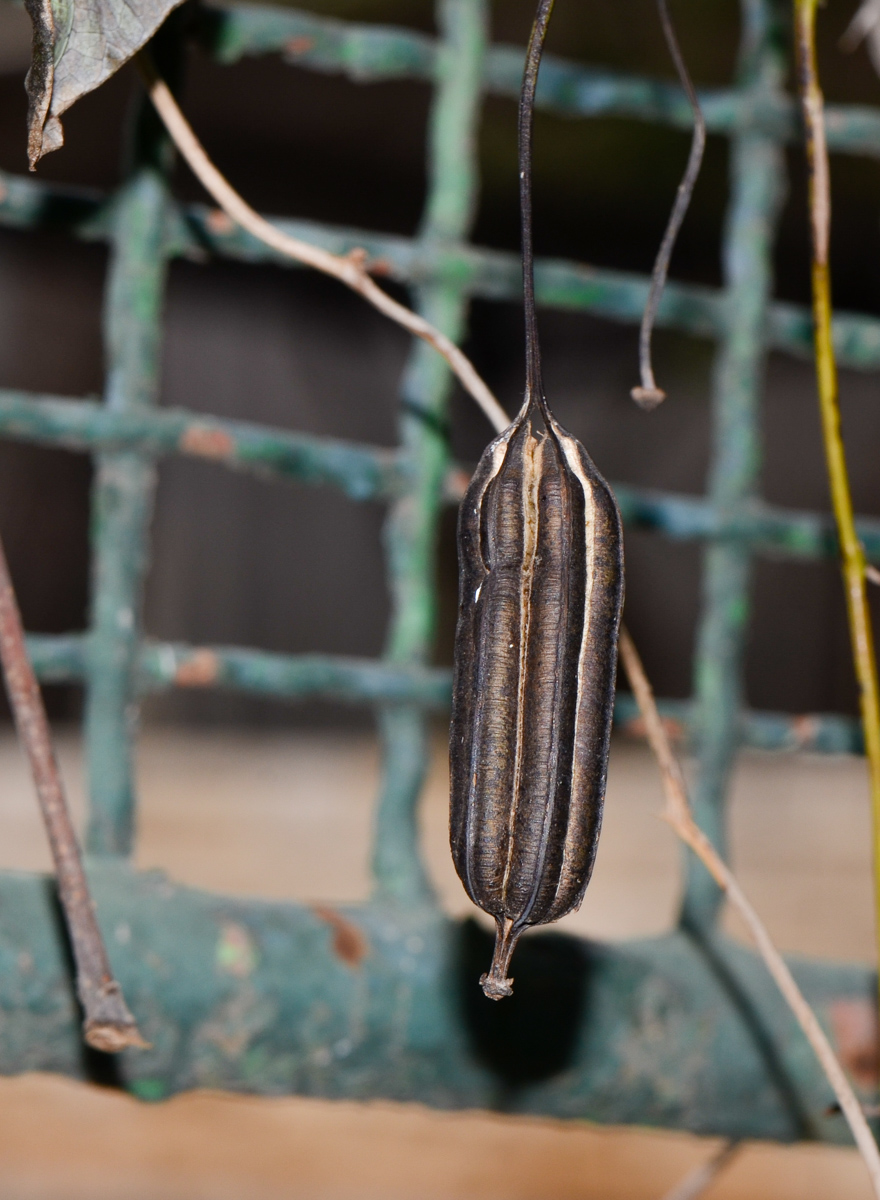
[[0, 535, 145, 1053], [618, 625, 880, 1198], [658, 1140, 740, 1200], [136, 51, 511, 437]]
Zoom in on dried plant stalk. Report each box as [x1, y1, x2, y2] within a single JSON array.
[[136, 52, 509, 436], [0, 536, 145, 1052], [631, 0, 706, 410], [618, 627, 880, 1199], [794, 0, 880, 1014]]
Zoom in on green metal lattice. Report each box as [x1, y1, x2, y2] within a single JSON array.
[[0, 0, 879, 1142]]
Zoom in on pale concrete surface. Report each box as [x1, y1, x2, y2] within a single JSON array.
[[0, 727, 875, 1198]]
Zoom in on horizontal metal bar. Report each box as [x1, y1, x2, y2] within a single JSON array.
[[175, 208, 880, 371], [612, 693, 863, 755], [613, 482, 880, 561], [0, 863, 869, 1140], [200, 4, 880, 157], [27, 635, 453, 708], [6, 391, 880, 559], [0, 390, 400, 501], [26, 634, 862, 752], [4, 171, 880, 370]]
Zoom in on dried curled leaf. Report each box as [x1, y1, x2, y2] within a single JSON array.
[[24, 0, 184, 168]]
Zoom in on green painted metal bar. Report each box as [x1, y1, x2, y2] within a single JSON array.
[[682, 0, 787, 932], [199, 2, 880, 158], [612, 484, 880, 561], [0, 391, 401, 501], [6, 171, 880, 370], [9, 389, 880, 560], [25, 632, 864, 753], [0, 862, 874, 1141], [371, 0, 487, 908], [84, 142, 171, 856]]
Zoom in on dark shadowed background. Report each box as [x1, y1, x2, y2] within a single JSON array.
[[1, 0, 880, 725]]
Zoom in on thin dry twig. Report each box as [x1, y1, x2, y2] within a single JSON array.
[[841, 0, 880, 76], [136, 52, 510, 437], [631, 0, 706, 410], [618, 625, 880, 1199], [658, 1140, 740, 1200], [0, 536, 146, 1052], [867, 563, 880, 588], [795, 0, 880, 1022]]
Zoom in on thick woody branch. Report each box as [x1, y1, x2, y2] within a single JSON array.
[[0, 536, 145, 1053], [136, 52, 510, 437], [618, 626, 880, 1199]]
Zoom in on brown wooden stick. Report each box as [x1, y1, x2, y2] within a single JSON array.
[[658, 1140, 740, 1200], [0, 534, 146, 1052], [618, 625, 880, 1198]]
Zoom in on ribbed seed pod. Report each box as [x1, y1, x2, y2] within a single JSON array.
[[448, 0, 624, 1000], [450, 396, 623, 999]]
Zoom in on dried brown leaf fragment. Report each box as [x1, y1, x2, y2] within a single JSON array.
[[23, 0, 185, 168]]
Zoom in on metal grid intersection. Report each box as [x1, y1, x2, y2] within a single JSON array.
[[0, 0, 877, 929]]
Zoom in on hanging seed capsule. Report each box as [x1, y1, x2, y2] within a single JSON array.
[[450, 400, 623, 999], [449, 0, 624, 1000]]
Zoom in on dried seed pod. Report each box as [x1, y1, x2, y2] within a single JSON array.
[[450, 399, 623, 999], [449, 0, 624, 1000]]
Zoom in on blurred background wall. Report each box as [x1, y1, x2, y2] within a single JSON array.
[[1, 0, 880, 725]]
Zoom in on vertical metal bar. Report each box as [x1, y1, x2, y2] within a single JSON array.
[[84, 105, 171, 856], [680, 0, 786, 929], [371, 0, 488, 904]]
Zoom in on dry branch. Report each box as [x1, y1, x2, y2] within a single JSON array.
[[658, 1140, 740, 1200], [0, 536, 145, 1052], [136, 52, 510, 437], [618, 626, 880, 1198]]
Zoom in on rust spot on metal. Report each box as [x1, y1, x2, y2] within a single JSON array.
[[286, 36, 315, 57], [175, 649, 220, 687], [313, 906, 368, 967], [180, 425, 235, 460], [205, 208, 235, 236], [443, 466, 471, 503], [830, 998, 879, 1088], [791, 713, 820, 749], [623, 714, 685, 744]]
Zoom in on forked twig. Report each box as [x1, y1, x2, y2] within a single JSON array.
[[0, 536, 146, 1053], [135, 52, 510, 437], [658, 1140, 740, 1200], [631, 0, 706, 410], [618, 626, 880, 1199]]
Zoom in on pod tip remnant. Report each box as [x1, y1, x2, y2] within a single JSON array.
[[480, 917, 519, 1001], [630, 385, 666, 410]]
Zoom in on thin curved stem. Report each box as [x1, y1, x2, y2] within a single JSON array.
[[619, 628, 880, 1199], [518, 0, 555, 418], [136, 52, 511, 437], [631, 0, 706, 410]]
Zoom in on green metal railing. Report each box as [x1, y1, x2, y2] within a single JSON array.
[[1, 0, 880, 1140]]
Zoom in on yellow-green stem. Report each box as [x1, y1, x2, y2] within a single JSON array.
[[795, 0, 880, 997]]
